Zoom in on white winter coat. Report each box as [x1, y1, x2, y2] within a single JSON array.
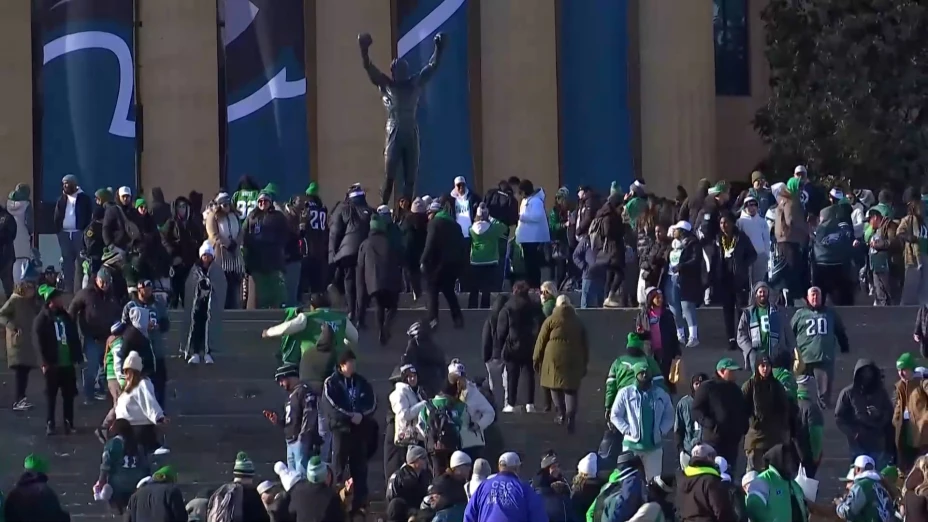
[[459, 380, 495, 449], [389, 382, 427, 445], [516, 189, 550, 244], [737, 210, 770, 257], [115, 378, 164, 426]]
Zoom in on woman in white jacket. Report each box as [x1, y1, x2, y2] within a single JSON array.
[[448, 360, 495, 461], [385, 364, 428, 480], [115, 351, 169, 455], [737, 196, 771, 287], [515, 180, 549, 288]]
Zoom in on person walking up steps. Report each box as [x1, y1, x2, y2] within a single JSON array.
[[33, 284, 82, 436]]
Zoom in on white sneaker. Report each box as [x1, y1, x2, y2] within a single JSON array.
[[187, 354, 201, 365], [686, 338, 700, 348], [524, 404, 536, 413], [204, 354, 215, 364], [502, 404, 516, 413], [153, 447, 171, 456]]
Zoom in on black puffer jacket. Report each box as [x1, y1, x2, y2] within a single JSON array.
[[676, 458, 737, 522], [358, 217, 402, 297], [639, 238, 671, 290], [67, 284, 123, 343], [593, 195, 626, 267], [420, 211, 466, 277], [401, 333, 446, 397], [482, 295, 509, 361], [244, 207, 290, 273], [484, 185, 518, 227], [162, 196, 204, 267], [287, 480, 345, 522], [496, 294, 544, 363], [124, 482, 187, 522], [400, 212, 428, 270], [102, 202, 131, 250], [329, 196, 372, 263], [4, 472, 70, 522]]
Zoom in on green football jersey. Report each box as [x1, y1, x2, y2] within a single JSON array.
[[232, 189, 259, 220], [279, 308, 349, 365]]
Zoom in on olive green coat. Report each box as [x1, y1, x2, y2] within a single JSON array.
[[0, 293, 41, 368], [533, 304, 589, 390]]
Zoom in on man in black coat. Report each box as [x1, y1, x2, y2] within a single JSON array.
[[279, 457, 345, 522], [496, 281, 545, 413], [420, 199, 465, 329], [357, 215, 402, 344], [328, 187, 372, 321], [54, 174, 93, 293], [102, 186, 138, 253], [124, 466, 187, 522], [244, 191, 290, 309], [691, 357, 749, 471], [33, 284, 83, 435], [147, 187, 172, 228], [483, 180, 518, 228], [4, 454, 70, 522], [68, 268, 122, 404], [162, 196, 204, 307]]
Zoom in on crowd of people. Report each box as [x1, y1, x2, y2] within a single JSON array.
[[3, 168, 928, 522]]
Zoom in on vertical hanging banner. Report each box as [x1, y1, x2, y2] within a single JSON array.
[[396, 0, 473, 197], [36, 0, 137, 204], [559, 0, 634, 192], [222, 0, 309, 198]]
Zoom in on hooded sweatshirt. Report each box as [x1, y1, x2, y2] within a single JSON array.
[[470, 218, 507, 265], [738, 205, 770, 257], [836, 468, 895, 522], [744, 444, 807, 522], [835, 359, 894, 455], [452, 186, 478, 238], [742, 364, 791, 452], [516, 189, 550, 244]]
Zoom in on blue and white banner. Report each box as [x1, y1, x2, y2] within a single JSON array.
[[396, 0, 473, 197], [222, 0, 309, 198], [37, 0, 137, 204], [559, 0, 634, 192]]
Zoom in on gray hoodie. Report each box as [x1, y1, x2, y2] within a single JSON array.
[[736, 281, 794, 371]]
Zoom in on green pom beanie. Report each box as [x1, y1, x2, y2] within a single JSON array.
[[233, 451, 255, 478], [24, 453, 48, 474], [626, 333, 644, 350], [306, 182, 318, 196], [787, 177, 801, 195], [134, 198, 147, 209], [897, 352, 917, 371]]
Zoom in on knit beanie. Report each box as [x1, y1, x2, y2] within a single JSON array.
[[233, 451, 255, 478], [134, 198, 147, 209], [626, 332, 644, 350], [411, 198, 426, 214], [786, 177, 801, 195], [306, 182, 318, 196], [153, 465, 177, 483], [264, 183, 279, 196], [95, 188, 113, 203], [37, 284, 59, 302], [306, 456, 328, 484], [8, 183, 30, 201], [24, 454, 48, 474], [897, 352, 917, 371]]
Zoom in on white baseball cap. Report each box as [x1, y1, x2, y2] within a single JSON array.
[[454, 176, 466, 186], [117, 186, 132, 197], [498, 452, 521, 467]]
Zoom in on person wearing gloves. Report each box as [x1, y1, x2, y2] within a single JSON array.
[[115, 350, 169, 455], [123, 280, 171, 407], [385, 364, 428, 479], [835, 358, 894, 468], [692, 358, 750, 472], [263, 292, 355, 368], [123, 465, 187, 522], [182, 240, 226, 364], [610, 362, 674, 479], [791, 286, 850, 408], [263, 364, 320, 478], [448, 361, 496, 461], [795, 374, 824, 478], [275, 458, 344, 522], [33, 283, 83, 436], [386, 445, 432, 508], [742, 355, 792, 472], [95, 418, 150, 514], [464, 452, 546, 522], [467, 203, 507, 309], [54, 174, 93, 292], [204, 191, 246, 309], [244, 190, 290, 309], [737, 281, 795, 372], [531, 450, 573, 522], [738, 196, 771, 287], [321, 349, 376, 514], [69, 267, 122, 404], [466, 458, 492, 501], [675, 373, 708, 469], [4, 454, 71, 522], [0, 276, 41, 412], [515, 179, 550, 289], [893, 353, 928, 472], [7, 183, 34, 286], [836, 455, 896, 522]]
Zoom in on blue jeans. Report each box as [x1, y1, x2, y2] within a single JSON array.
[[664, 274, 698, 338], [82, 339, 106, 399], [287, 440, 310, 478], [581, 278, 605, 308], [318, 411, 332, 462]]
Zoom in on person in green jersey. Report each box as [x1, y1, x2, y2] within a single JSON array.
[[790, 286, 849, 408], [622, 179, 649, 230], [97, 321, 127, 444], [95, 418, 150, 514], [34, 284, 83, 435], [744, 442, 808, 522], [232, 175, 262, 220], [263, 293, 358, 367], [836, 455, 896, 522]]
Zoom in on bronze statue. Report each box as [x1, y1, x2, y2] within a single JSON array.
[[358, 32, 445, 205]]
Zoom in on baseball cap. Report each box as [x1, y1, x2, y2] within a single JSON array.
[[672, 220, 692, 232], [853, 455, 875, 470], [691, 444, 717, 460], [743, 196, 758, 205], [454, 176, 466, 186], [794, 165, 808, 176], [256, 480, 275, 495], [716, 358, 740, 372], [498, 452, 521, 467], [750, 171, 764, 183], [117, 186, 132, 197]]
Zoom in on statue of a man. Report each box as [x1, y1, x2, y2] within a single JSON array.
[[358, 32, 445, 206]]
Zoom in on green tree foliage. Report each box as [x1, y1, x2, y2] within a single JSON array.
[[754, 0, 928, 188]]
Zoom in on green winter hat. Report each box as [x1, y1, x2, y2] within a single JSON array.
[[134, 198, 147, 209], [8, 183, 31, 201], [708, 181, 728, 196], [786, 177, 801, 196], [306, 456, 328, 484], [881, 465, 900, 481], [37, 284, 59, 302], [626, 333, 644, 350], [263, 183, 279, 195], [306, 182, 318, 196], [897, 352, 917, 371], [773, 368, 798, 399], [153, 465, 177, 482], [24, 453, 48, 474], [631, 362, 649, 376], [95, 188, 113, 203], [233, 451, 255, 478]]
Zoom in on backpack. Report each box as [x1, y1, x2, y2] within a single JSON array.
[[588, 216, 614, 268], [591, 472, 646, 522], [206, 482, 244, 522], [425, 401, 461, 452]]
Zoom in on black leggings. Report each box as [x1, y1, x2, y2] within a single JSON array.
[[504, 361, 535, 407], [426, 273, 463, 324], [13, 365, 30, 401], [521, 243, 543, 289], [718, 286, 747, 343], [45, 366, 77, 426], [358, 290, 398, 332], [605, 266, 625, 296]]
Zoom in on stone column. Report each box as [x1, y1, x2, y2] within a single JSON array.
[[0, 0, 33, 197], [638, 0, 716, 200]]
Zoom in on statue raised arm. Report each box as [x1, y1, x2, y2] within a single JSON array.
[[357, 32, 446, 206]]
